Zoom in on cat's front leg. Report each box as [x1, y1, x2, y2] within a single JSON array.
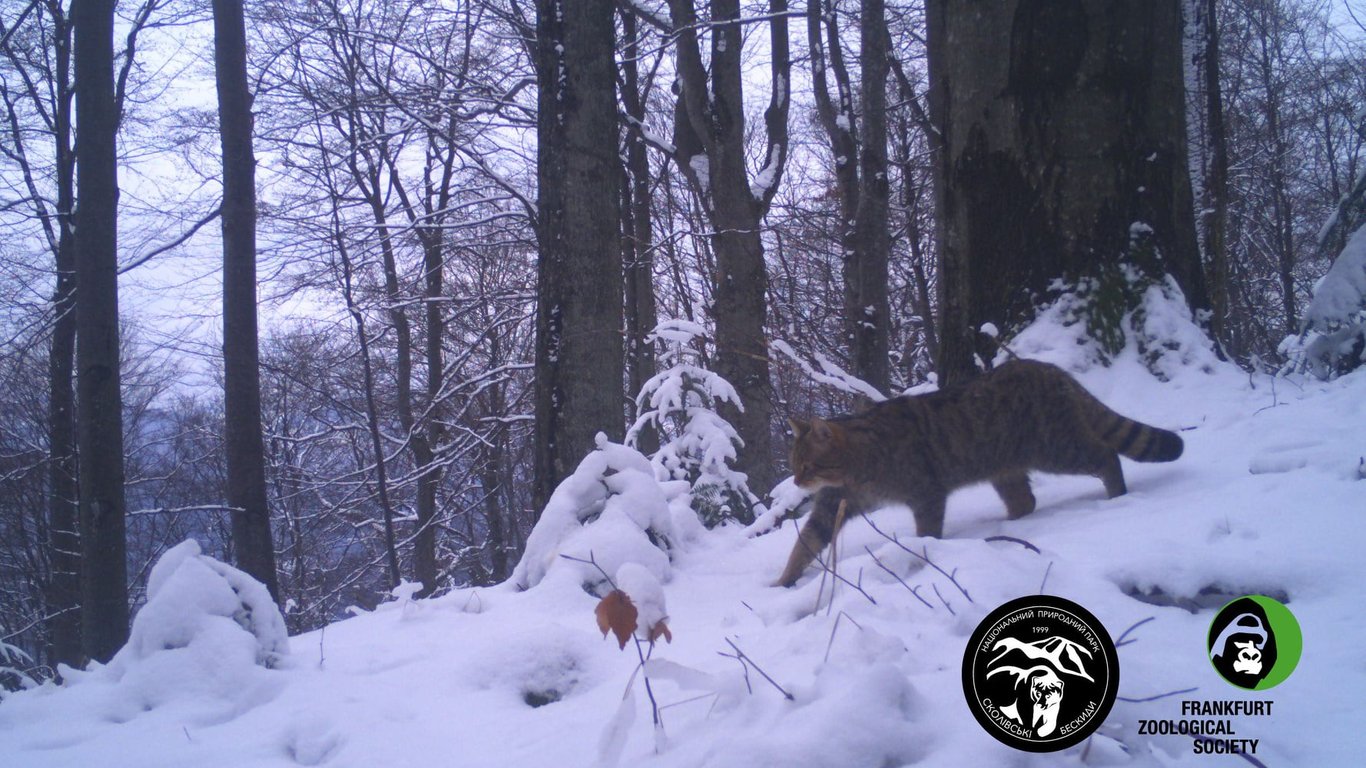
[[910, 493, 947, 538], [775, 488, 851, 587]]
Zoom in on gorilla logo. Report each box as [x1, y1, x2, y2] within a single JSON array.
[[1209, 598, 1278, 689]]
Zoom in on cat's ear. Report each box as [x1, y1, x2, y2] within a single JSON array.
[[788, 417, 809, 438], [809, 418, 835, 442]]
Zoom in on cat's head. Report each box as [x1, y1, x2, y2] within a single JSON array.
[[788, 417, 851, 490]]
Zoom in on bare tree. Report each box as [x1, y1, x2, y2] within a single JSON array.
[[0, 0, 81, 667]]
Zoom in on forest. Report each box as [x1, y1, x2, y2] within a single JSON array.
[[0, 0, 1363, 684]]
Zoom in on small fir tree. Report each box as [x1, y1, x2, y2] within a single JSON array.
[[627, 321, 761, 527]]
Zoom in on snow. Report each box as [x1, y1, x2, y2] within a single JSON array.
[[687, 154, 709, 198], [771, 339, 886, 401], [614, 564, 668, 641], [750, 144, 784, 202], [1302, 224, 1366, 332], [511, 434, 694, 592], [1285, 222, 1366, 377], [4, 301, 1366, 767]]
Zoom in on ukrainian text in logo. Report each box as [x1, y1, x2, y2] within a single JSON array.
[[962, 595, 1120, 752]]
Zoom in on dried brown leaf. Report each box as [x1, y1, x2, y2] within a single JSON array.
[[648, 619, 672, 645], [595, 590, 638, 650]]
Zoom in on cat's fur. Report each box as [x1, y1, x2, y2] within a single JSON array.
[[776, 359, 1182, 587]]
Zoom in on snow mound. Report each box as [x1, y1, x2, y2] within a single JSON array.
[[1286, 223, 1366, 378], [1129, 275, 1220, 381], [512, 434, 702, 592], [1003, 273, 1219, 381], [1303, 223, 1366, 329], [120, 539, 289, 671], [0, 541, 288, 745], [1001, 286, 1108, 372]]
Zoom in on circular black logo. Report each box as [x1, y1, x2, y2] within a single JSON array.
[[962, 595, 1120, 752]]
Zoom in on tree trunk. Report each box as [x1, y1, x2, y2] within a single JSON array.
[[532, 0, 624, 515], [928, 0, 1209, 382], [45, 3, 82, 667], [621, 9, 659, 454], [416, 219, 444, 596], [668, 0, 791, 510], [851, 0, 891, 394], [809, 0, 893, 397], [333, 223, 404, 590], [72, 0, 129, 663], [1197, 0, 1231, 354], [213, 0, 280, 602]]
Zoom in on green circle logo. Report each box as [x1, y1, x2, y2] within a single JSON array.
[[1207, 595, 1301, 690]]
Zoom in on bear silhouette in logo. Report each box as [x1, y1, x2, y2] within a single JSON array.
[[986, 635, 1096, 738]]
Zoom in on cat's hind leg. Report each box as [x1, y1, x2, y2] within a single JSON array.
[[1098, 452, 1127, 498], [992, 472, 1036, 519]]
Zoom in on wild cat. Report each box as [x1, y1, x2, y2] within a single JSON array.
[[776, 359, 1182, 587]]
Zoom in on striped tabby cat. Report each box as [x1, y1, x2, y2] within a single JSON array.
[[777, 359, 1182, 587]]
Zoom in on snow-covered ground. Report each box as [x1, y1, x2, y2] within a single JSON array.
[[4, 301, 1364, 767]]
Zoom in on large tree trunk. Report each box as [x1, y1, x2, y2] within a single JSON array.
[[532, 0, 624, 515], [213, 0, 280, 602], [72, 0, 129, 663], [928, 0, 1209, 382], [668, 0, 790, 511]]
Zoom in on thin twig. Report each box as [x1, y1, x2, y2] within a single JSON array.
[[824, 611, 864, 664], [809, 549, 878, 606], [984, 535, 1041, 554], [1116, 617, 1155, 647], [864, 545, 934, 609], [717, 650, 752, 695], [932, 583, 956, 615], [864, 517, 973, 603], [723, 638, 794, 700], [1118, 686, 1198, 703], [1039, 561, 1054, 594]]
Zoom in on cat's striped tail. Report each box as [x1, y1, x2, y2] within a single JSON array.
[[1092, 410, 1183, 462]]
